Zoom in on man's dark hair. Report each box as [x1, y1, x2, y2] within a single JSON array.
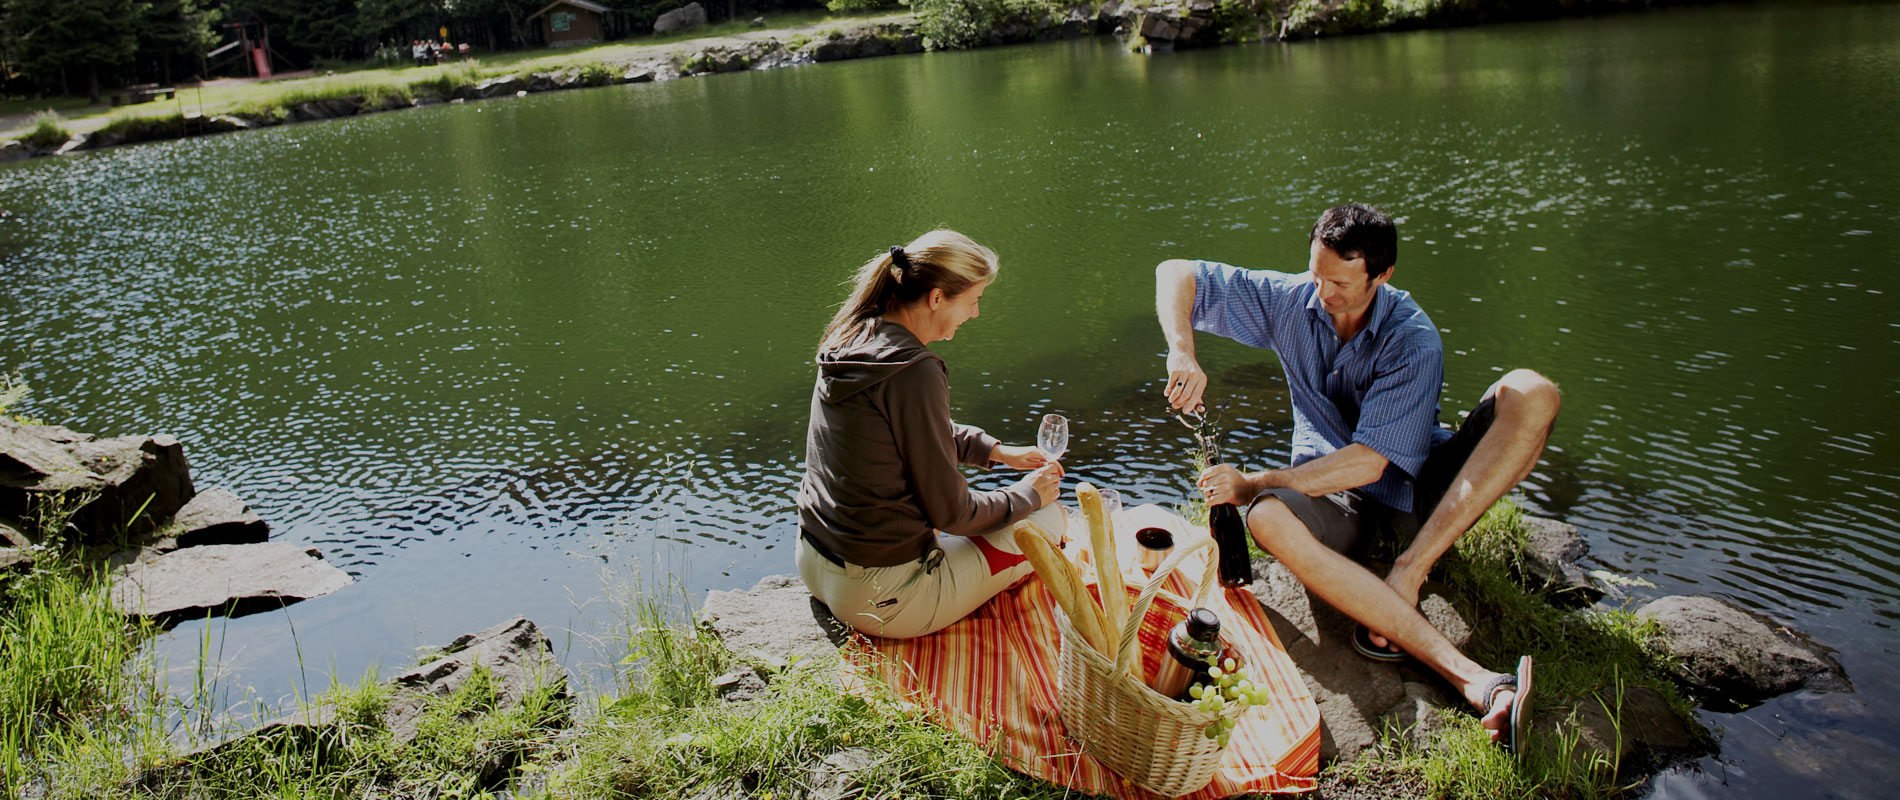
[[1309, 204, 1398, 280]]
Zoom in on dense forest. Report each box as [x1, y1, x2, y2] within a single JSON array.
[[0, 0, 865, 99]]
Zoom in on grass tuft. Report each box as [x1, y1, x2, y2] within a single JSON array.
[[22, 111, 70, 149]]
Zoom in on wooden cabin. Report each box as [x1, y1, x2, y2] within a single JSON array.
[[527, 0, 610, 48]]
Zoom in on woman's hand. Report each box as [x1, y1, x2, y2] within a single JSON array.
[[992, 443, 1052, 471], [1197, 463, 1254, 506], [1017, 463, 1065, 508]]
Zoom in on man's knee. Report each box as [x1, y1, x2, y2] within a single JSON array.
[[1245, 497, 1307, 555], [1497, 368, 1561, 424]]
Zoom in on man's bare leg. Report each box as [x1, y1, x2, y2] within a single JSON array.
[[1371, 370, 1561, 653], [1249, 498, 1517, 739]]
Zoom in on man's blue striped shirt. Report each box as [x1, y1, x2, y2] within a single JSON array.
[[1191, 260, 1452, 512]]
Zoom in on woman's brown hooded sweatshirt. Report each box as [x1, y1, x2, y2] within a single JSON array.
[[797, 318, 1038, 567]]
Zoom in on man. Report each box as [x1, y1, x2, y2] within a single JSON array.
[[1154, 203, 1560, 751]]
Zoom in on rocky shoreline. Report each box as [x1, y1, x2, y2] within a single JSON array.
[[0, 416, 1854, 795], [0, 0, 1724, 163], [1, 416, 352, 625]]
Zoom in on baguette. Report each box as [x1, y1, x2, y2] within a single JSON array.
[[1014, 521, 1111, 657], [1076, 482, 1130, 670]]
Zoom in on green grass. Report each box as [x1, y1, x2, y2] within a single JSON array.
[[0, 95, 98, 120], [0, 514, 152, 794], [546, 585, 1089, 800]]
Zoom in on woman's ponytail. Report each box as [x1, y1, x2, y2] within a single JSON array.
[[818, 231, 997, 354]]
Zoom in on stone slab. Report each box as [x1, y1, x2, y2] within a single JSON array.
[[168, 487, 269, 547], [110, 542, 351, 624]]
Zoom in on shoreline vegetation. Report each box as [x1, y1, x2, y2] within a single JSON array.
[[4, 0, 1733, 162], [8, 380, 1825, 800]]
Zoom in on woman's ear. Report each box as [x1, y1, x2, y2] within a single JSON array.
[[927, 287, 946, 309]]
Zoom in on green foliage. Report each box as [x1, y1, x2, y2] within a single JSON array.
[[22, 112, 71, 149], [1, 0, 145, 96], [354, 0, 435, 41], [255, 0, 360, 60], [1210, 0, 1261, 42], [912, 0, 1009, 50], [137, 0, 222, 63], [826, 0, 900, 12]]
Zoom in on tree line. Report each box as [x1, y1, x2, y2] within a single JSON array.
[[0, 0, 849, 102]]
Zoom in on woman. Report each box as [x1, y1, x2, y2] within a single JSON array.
[[796, 230, 1067, 639]]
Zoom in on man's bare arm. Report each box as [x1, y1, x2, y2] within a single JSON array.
[[1201, 443, 1391, 504], [1156, 259, 1206, 410]]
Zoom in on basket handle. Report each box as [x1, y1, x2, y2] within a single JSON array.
[[1113, 535, 1220, 675]]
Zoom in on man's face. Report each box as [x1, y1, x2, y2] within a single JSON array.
[[1308, 241, 1390, 318]]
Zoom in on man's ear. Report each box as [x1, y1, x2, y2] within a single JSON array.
[[1371, 264, 1396, 288]]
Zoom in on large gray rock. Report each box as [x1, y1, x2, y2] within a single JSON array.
[[1638, 595, 1848, 708], [0, 140, 30, 162], [385, 616, 571, 743], [0, 517, 29, 548], [201, 115, 253, 133], [1518, 515, 1602, 604], [1249, 556, 1406, 761], [286, 97, 359, 122], [165, 487, 269, 548], [808, 747, 882, 800], [470, 75, 526, 99], [653, 2, 707, 34], [698, 574, 850, 671], [1535, 684, 1707, 775], [711, 666, 770, 703], [109, 542, 351, 624], [1249, 555, 1482, 761], [0, 417, 194, 545]]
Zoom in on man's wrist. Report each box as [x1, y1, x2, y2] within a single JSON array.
[[1249, 469, 1281, 495]]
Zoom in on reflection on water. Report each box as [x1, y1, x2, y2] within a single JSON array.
[[4, 1, 1899, 795]]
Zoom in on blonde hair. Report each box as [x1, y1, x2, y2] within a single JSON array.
[[818, 229, 998, 353]]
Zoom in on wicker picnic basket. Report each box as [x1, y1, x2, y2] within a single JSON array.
[[1054, 536, 1252, 797]]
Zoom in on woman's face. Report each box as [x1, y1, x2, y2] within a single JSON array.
[[928, 279, 989, 342]]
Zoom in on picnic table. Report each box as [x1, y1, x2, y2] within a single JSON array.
[[110, 84, 177, 107]]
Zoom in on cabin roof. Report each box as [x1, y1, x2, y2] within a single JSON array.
[[526, 0, 611, 19]]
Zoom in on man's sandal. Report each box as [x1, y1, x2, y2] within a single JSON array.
[[1480, 655, 1536, 754], [1351, 623, 1407, 662]]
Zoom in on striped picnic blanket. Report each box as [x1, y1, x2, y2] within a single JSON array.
[[845, 504, 1321, 798]]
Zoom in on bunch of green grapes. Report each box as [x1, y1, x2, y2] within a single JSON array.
[[1185, 656, 1266, 747]]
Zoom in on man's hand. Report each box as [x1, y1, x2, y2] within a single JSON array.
[[1197, 463, 1255, 506], [992, 443, 1052, 471], [1165, 349, 1208, 412]]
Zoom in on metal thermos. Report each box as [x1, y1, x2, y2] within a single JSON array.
[[1150, 608, 1224, 700], [1134, 526, 1174, 574], [1209, 502, 1253, 587]]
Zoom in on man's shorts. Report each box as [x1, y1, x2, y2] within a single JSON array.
[[1252, 396, 1498, 558]]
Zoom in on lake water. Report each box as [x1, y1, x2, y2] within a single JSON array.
[[3, 1, 1896, 794]]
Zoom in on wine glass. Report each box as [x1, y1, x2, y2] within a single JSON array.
[[1097, 488, 1122, 518], [1037, 413, 1068, 461]]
